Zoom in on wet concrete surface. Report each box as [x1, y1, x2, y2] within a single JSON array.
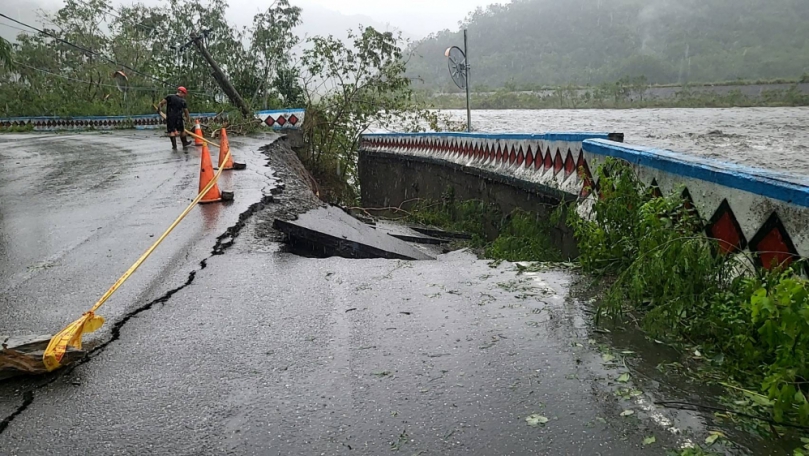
[[0, 130, 776, 455]]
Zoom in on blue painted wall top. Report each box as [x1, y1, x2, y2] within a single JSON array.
[[584, 139, 809, 208], [363, 131, 612, 143]]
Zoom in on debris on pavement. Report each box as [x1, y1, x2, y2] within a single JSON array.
[[1, 335, 85, 380]]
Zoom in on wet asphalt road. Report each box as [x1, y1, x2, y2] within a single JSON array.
[[0, 131, 727, 455], [0, 131, 278, 426]]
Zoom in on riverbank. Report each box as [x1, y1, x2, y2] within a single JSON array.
[[423, 82, 809, 110]]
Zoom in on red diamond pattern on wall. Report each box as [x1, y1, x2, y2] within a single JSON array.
[[564, 150, 575, 177], [706, 199, 747, 255], [496, 145, 503, 162], [749, 212, 799, 270], [525, 146, 534, 168], [288, 114, 299, 126], [517, 147, 525, 166], [553, 149, 564, 176], [509, 145, 517, 165], [544, 147, 553, 170], [264, 116, 275, 127]]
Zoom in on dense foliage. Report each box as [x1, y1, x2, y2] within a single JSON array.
[[570, 158, 809, 427], [0, 0, 303, 117], [298, 27, 463, 204], [406, 0, 809, 91]]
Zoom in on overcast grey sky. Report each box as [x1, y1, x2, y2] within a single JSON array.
[[294, 0, 502, 36], [0, 0, 509, 41]]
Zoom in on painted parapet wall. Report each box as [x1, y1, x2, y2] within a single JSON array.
[[358, 132, 623, 258], [0, 108, 305, 132], [583, 139, 809, 270], [0, 112, 221, 131], [360, 131, 623, 197], [256, 109, 304, 129], [360, 132, 623, 204], [359, 132, 809, 269]]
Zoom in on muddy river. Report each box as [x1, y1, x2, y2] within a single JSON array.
[[442, 107, 809, 182]]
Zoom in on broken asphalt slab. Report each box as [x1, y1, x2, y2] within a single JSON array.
[[371, 220, 447, 245], [273, 206, 434, 260]]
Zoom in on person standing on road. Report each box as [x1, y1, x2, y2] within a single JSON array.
[[157, 86, 192, 149]]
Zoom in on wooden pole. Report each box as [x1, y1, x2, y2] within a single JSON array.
[[189, 32, 253, 119]]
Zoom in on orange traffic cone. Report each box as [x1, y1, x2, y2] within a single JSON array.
[[193, 120, 203, 146], [199, 143, 233, 203], [218, 128, 234, 170], [217, 128, 247, 171]]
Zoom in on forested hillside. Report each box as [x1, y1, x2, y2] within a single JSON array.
[[406, 0, 809, 91]]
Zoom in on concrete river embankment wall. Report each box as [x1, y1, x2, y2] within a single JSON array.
[[358, 132, 809, 269]]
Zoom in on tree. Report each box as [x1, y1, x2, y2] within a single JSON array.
[[0, 37, 12, 68], [406, 0, 809, 89], [300, 26, 461, 203], [630, 75, 649, 103], [247, 0, 302, 110], [0, 0, 300, 117]]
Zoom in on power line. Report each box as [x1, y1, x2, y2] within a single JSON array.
[[0, 12, 174, 88], [14, 61, 221, 102], [0, 19, 35, 34], [0, 12, 228, 103], [13, 61, 162, 91]]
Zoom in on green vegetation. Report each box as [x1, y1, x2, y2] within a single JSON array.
[[0, 0, 304, 117], [407, 0, 809, 91], [570, 158, 809, 427], [0, 37, 11, 69], [404, 192, 563, 263], [421, 79, 809, 110], [297, 28, 463, 204]]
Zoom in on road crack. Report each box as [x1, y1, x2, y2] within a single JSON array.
[[0, 192, 279, 436]]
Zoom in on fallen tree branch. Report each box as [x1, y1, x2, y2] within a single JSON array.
[[654, 401, 809, 431]]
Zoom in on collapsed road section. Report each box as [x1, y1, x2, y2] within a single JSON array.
[[273, 206, 434, 260]]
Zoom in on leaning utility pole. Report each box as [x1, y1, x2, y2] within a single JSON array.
[[189, 32, 253, 119]]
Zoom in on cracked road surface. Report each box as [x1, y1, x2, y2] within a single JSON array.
[[0, 131, 734, 455], [0, 131, 279, 432]]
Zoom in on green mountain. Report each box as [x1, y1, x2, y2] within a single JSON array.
[[406, 0, 809, 91]]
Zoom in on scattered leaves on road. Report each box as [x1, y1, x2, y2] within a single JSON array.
[[643, 436, 656, 446], [705, 431, 725, 445], [620, 409, 635, 417], [525, 414, 549, 427], [617, 373, 631, 383]]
